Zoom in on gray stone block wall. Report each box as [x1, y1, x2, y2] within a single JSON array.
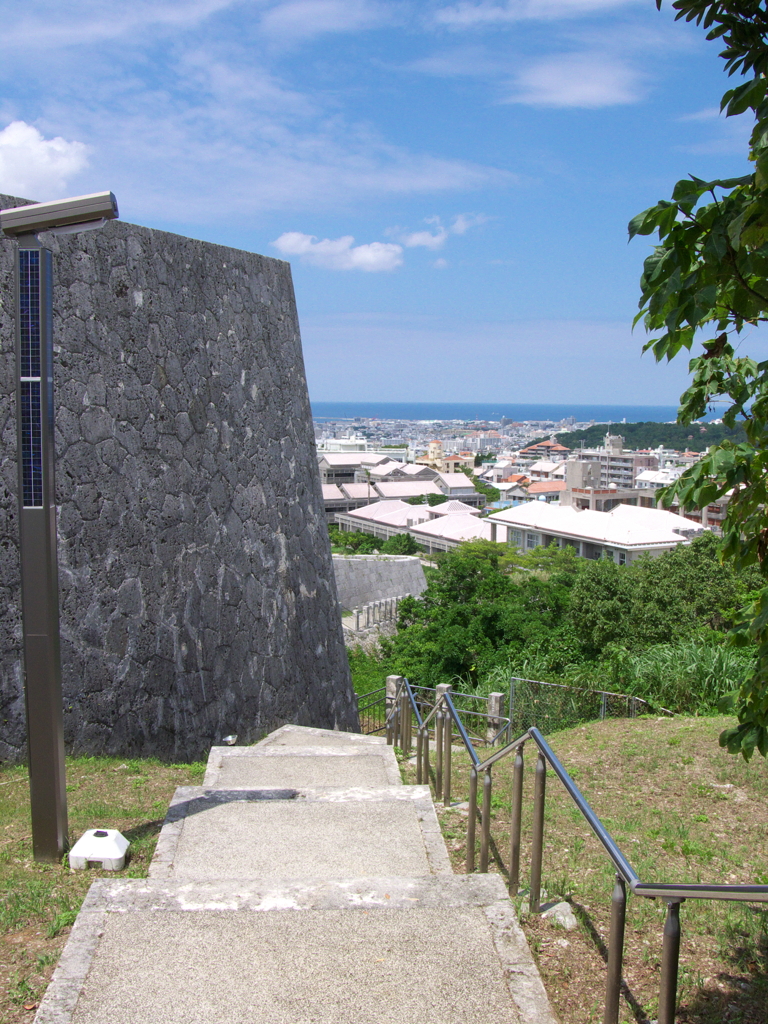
[[332, 555, 426, 612], [0, 193, 357, 762]]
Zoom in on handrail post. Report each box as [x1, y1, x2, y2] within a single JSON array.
[[443, 707, 452, 806], [416, 727, 423, 785], [466, 766, 478, 873], [480, 768, 492, 872], [658, 899, 682, 1024], [385, 675, 401, 746], [423, 724, 431, 786], [509, 743, 524, 895], [530, 751, 546, 913], [435, 709, 443, 798], [400, 690, 410, 754], [603, 874, 627, 1024]]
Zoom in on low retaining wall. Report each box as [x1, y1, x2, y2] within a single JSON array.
[[332, 554, 426, 612]]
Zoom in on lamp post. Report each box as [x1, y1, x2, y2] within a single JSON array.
[[1, 192, 118, 862]]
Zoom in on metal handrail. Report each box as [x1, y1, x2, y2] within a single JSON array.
[[414, 702, 768, 1024]]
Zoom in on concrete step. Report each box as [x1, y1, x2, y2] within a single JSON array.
[[253, 724, 388, 749], [149, 785, 451, 881], [203, 743, 401, 789], [37, 875, 555, 1024]]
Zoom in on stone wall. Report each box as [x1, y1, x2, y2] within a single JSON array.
[[0, 194, 358, 762], [332, 554, 426, 612]]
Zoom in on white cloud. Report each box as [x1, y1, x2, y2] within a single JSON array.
[[394, 212, 487, 250], [0, 0, 238, 51], [673, 107, 753, 156], [272, 231, 403, 270], [505, 53, 641, 108], [433, 257, 448, 268], [260, 0, 385, 40], [0, 121, 89, 199], [434, 0, 639, 27]]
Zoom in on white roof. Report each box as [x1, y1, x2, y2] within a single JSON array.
[[635, 468, 683, 485], [319, 453, 388, 467], [376, 481, 442, 498], [430, 500, 481, 517], [397, 463, 437, 477], [343, 500, 431, 528], [437, 472, 476, 488], [411, 514, 493, 543], [322, 484, 345, 500], [488, 501, 703, 549], [528, 460, 560, 473], [341, 483, 381, 499]]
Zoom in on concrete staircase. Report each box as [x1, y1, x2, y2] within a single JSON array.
[[36, 725, 556, 1024]]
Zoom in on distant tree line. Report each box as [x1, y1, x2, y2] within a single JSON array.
[[554, 420, 746, 453]]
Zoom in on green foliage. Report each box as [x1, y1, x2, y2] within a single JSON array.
[[631, 1, 768, 757], [459, 465, 500, 502], [327, 524, 380, 554], [567, 641, 753, 715], [380, 532, 419, 555], [555, 420, 746, 452], [426, 492, 448, 506], [568, 534, 752, 658]]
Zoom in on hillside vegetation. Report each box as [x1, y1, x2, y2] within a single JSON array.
[[554, 420, 746, 453], [351, 535, 761, 717]]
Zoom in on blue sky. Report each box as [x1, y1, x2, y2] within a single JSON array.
[[0, 0, 764, 405]]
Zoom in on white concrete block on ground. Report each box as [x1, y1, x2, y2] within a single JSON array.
[[68, 830, 130, 871]]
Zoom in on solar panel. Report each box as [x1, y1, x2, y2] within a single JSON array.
[[18, 249, 44, 507]]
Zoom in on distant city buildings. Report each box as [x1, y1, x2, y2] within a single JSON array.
[[319, 415, 719, 556]]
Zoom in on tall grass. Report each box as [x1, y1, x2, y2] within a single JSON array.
[[564, 641, 753, 714]]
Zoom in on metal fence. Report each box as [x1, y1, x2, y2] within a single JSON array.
[[507, 676, 658, 738], [392, 681, 768, 1024]]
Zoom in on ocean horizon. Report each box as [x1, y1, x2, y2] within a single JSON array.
[[310, 401, 685, 423]]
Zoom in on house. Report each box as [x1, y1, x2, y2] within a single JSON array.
[[487, 501, 703, 564]]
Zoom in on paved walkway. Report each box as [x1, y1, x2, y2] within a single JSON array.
[[36, 725, 556, 1024]]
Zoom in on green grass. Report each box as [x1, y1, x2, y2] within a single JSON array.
[[408, 715, 768, 1024], [0, 755, 204, 1023]]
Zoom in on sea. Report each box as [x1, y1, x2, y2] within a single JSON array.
[[310, 401, 683, 423]]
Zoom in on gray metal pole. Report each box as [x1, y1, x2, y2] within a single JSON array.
[[658, 900, 682, 1024], [479, 768, 492, 872], [603, 874, 627, 1024], [443, 709, 452, 806], [466, 767, 478, 873], [416, 727, 423, 785], [435, 710, 443, 797], [529, 751, 546, 913], [509, 744, 524, 895], [15, 238, 68, 862]]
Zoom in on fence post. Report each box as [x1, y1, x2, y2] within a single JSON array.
[[466, 766, 478, 873], [386, 675, 401, 746], [479, 768, 492, 872], [435, 709, 443, 797], [603, 874, 627, 1024], [658, 900, 682, 1024], [434, 683, 452, 800], [423, 724, 431, 788], [600, 691, 607, 720], [487, 691, 504, 744], [509, 743, 524, 895], [508, 677, 516, 742], [529, 751, 546, 913], [416, 727, 423, 784]]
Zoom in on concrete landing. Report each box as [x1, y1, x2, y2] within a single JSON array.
[[149, 785, 450, 879], [36, 724, 556, 1024]]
